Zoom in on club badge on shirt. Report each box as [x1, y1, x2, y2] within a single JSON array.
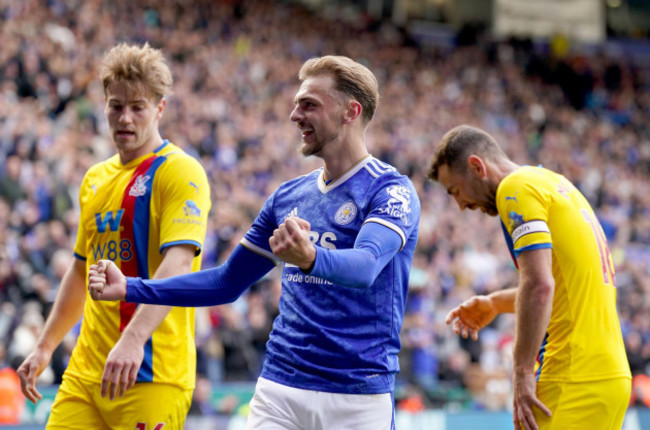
[[334, 201, 357, 225], [129, 175, 151, 197]]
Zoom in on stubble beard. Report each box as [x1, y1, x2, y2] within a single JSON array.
[[299, 138, 323, 157], [485, 183, 499, 216], [114, 135, 143, 154]]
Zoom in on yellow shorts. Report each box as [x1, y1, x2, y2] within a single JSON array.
[[47, 375, 192, 430], [532, 377, 631, 430]]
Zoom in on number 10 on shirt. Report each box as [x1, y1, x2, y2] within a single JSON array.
[[582, 209, 616, 287]]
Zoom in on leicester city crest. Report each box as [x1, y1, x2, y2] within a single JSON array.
[[334, 201, 357, 225]]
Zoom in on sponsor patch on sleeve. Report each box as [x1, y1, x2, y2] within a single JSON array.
[[377, 185, 412, 225], [512, 220, 550, 244]]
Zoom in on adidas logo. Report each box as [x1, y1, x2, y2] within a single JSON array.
[[285, 207, 298, 221]]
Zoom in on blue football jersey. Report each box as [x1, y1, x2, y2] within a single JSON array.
[[241, 155, 421, 394]]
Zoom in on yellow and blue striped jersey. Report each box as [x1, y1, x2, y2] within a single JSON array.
[[497, 166, 630, 383], [67, 140, 211, 390]]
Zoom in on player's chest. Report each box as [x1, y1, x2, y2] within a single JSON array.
[[275, 190, 369, 250], [84, 172, 138, 211], [81, 169, 154, 233]]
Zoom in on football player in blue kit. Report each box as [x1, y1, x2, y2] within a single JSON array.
[[88, 55, 421, 430]]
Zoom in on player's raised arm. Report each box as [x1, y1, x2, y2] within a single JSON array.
[[88, 260, 127, 301], [90, 244, 276, 307]]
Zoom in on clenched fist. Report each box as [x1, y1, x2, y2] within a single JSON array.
[[88, 260, 128, 301], [269, 216, 315, 271]]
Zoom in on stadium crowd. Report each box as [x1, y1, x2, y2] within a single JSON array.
[[1, 0, 649, 418]]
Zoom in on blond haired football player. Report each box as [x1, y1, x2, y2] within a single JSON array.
[[17, 43, 211, 429]]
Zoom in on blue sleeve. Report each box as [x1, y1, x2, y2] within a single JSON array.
[[308, 221, 402, 289], [126, 244, 276, 306]]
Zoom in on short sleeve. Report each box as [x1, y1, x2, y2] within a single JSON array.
[[497, 170, 552, 256], [157, 155, 212, 255], [363, 177, 420, 250]]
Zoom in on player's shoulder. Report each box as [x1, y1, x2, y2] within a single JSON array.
[[365, 157, 417, 193], [156, 142, 207, 175], [362, 157, 399, 178], [504, 165, 537, 182], [501, 165, 556, 190], [276, 168, 321, 191], [364, 158, 420, 217], [498, 166, 564, 210], [157, 141, 201, 164], [83, 153, 119, 181], [258, 169, 319, 210]]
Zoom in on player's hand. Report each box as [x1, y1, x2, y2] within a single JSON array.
[[269, 217, 315, 270], [88, 260, 127, 301], [101, 335, 144, 400], [512, 370, 551, 430], [16, 348, 52, 403], [445, 295, 497, 341]]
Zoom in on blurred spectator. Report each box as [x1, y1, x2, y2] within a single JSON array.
[[0, 344, 25, 424], [216, 304, 260, 382], [632, 374, 650, 408], [188, 374, 217, 416], [0, 156, 27, 206]]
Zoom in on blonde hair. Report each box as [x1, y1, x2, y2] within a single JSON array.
[[100, 42, 172, 102], [428, 125, 508, 181], [299, 55, 379, 125]]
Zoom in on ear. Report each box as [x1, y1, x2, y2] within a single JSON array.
[[342, 100, 362, 124], [156, 98, 167, 121], [467, 155, 487, 178]]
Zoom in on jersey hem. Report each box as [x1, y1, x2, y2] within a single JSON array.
[[260, 372, 392, 395], [240, 238, 281, 265], [64, 367, 196, 391], [159, 240, 202, 256], [538, 371, 631, 383]]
